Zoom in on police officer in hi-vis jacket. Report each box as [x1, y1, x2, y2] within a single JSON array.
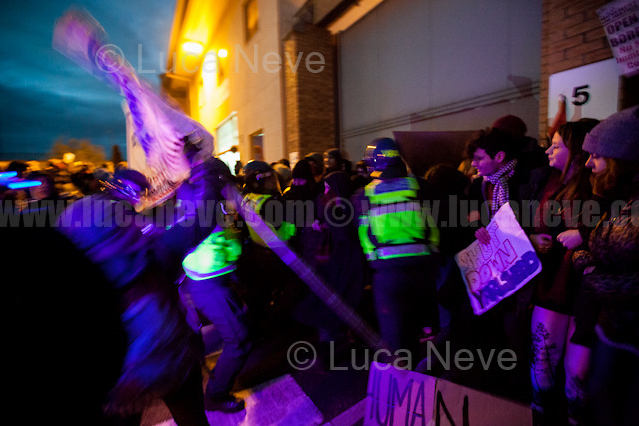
[[358, 138, 440, 364]]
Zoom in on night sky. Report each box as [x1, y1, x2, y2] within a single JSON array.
[[0, 0, 176, 161]]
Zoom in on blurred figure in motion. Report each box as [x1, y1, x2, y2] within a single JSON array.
[[56, 169, 209, 425], [272, 162, 292, 193], [421, 164, 472, 345], [23, 171, 65, 227]]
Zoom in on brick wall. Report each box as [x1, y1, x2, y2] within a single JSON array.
[[539, 0, 611, 143], [284, 24, 337, 159]]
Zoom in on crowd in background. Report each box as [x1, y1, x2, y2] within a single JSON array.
[[0, 157, 127, 204], [2, 106, 639, 426]]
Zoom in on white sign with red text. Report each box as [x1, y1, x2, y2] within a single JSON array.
[[598, 0, 639, 77]]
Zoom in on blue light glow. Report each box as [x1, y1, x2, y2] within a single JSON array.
[[8, 181, 43, 189], [0, 171, 18, 179]]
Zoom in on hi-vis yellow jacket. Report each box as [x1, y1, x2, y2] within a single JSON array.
[[358, 177, 439, 263], [182, 228, 242, 280], [242, 193, 296, 247]]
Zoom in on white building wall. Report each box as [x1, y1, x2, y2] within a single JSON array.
[[194, 0, 306, 164], [338, 0, 542, 164]]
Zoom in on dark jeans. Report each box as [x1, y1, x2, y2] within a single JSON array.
[[180, 274, 252, 398], [589, 335, 639, 425], [372, 257, 438, 363]]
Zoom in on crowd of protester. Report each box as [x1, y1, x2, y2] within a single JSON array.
[[0, 157, 127, 204], [2, 106, 639, 425]]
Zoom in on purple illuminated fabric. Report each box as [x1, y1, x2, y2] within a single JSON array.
[[53, 9, 214, 208]]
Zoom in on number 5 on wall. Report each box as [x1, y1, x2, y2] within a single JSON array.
[[548, 59, 618, 122], [572, 84, 590, 106]]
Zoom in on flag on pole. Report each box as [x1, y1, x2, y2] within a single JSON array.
[[53, 8, 214, 209]]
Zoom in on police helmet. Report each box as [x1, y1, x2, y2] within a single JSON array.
[[102, 169, 150, 206], [370, 138, 403, 172], [243, 160, 272, 178], [242, 160, 278, 193]]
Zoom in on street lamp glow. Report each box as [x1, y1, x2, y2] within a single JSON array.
[[183, 41, 204, 55], [217, 49, 228, 58], [62, 152, 76, 164]]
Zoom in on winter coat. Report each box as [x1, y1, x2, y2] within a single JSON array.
[[573, 180, 639, 353]]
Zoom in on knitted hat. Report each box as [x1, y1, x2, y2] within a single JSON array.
[[583, 105, 639, 160]]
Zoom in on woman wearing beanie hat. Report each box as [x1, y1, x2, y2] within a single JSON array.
[[573, 105, 639, 425]]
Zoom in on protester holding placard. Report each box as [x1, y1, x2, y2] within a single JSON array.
[[466, 128, 531, 359], [573, 105, 639, 425], [467, 127, 525, 231], [522, 119, 599, 425]]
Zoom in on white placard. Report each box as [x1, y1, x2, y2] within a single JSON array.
[[365, 362, 532, 426], [455, 204, 542, 315], [597, 0, 639, 77], [548, 59, 619, 122]]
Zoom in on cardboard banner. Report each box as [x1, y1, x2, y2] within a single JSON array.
[[454, 203, 541, 315], [364, 362, 532, 426], [597, 0, 639, 77]]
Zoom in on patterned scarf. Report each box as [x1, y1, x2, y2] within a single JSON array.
[[485, 159, 517, 215]]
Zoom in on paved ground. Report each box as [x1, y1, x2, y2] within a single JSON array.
[[140, 287, 532, 425], [140, 317, 370, 425]]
